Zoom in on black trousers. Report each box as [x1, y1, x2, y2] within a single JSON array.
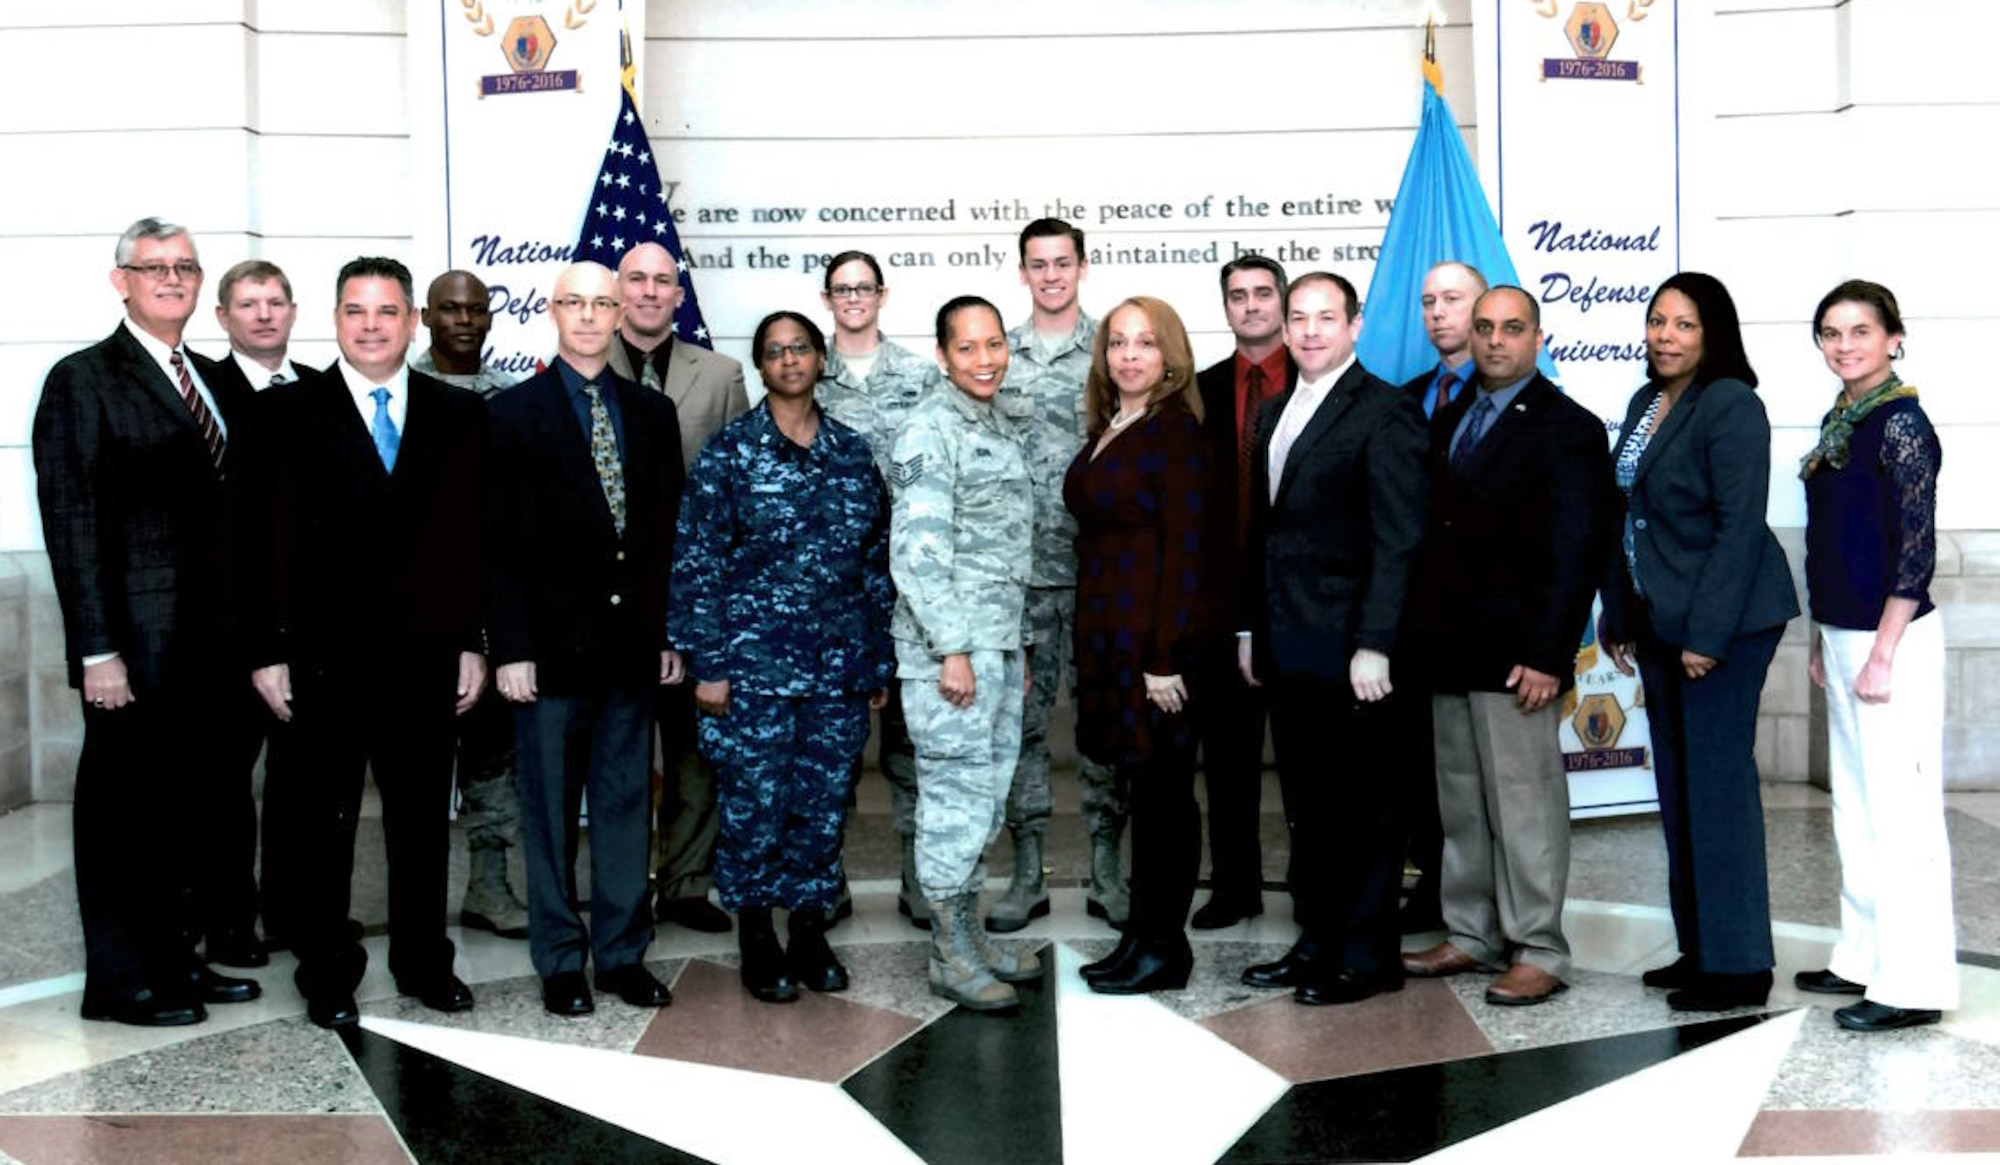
[[1125, 716, 1203, 939], [196, 687, 274, 945], [282, 650, 460, 1001], [74, 677, 227, 1001], [1391, 686, 1443, 908], [1192, 640, 1266, 898], [1268, 673, 1403, 979]]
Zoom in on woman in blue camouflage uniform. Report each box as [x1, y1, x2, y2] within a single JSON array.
[[669, 311, 894, 1003]]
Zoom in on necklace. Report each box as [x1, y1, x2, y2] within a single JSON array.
[[1108, 406, 1146, 431]]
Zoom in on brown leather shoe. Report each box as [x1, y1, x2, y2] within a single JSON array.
[[1485, 962, 1567, 1006], [1401, 941, 1483, 978]]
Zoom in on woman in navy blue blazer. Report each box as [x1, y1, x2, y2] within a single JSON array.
[[1600, 272, 1800, 1012]]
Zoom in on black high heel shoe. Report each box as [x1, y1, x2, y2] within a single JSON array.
[[1088, 937, 1194, 995], [1082, 932, 1141, 983]]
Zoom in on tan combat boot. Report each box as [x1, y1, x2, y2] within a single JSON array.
[[928, 895, 1019, 1012]]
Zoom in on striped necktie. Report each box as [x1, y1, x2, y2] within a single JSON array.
[[169, 350, 225, 471]]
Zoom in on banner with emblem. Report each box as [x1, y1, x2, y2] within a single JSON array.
[[407, 0, 646, 375], [1475, 0, 1689, 815]]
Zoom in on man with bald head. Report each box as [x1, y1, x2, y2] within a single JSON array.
[[408, 269, 531, 940], [1400, 285, 1614, 1007], [610, 241, 749, 933], [485, 261, 686, 1015]]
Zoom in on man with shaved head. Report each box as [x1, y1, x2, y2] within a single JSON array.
[[485, 261, 686, 1016], [410, 269, 531, 941], [609, 241, 750, 934], [1399, 285, 1614, 1007]]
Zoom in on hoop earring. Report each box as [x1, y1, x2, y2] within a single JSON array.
[[1892, 342, 1905, 360]]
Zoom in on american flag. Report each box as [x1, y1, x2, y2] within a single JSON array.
[[570, 49, 713, 348]]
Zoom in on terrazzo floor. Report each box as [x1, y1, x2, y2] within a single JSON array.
[[1, 773, 1996, 1163]]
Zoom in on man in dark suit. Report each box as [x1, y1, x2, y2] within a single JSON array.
[[1237, 271, 1428, 1006], [246, 256, 487, 1029], [1400, 286, 1614, 1007], [486, 261, 684, 1017], [33, 217, 261, 1026], [1191, 254, 1293, 930], [203, 258, 306, 963], [1391, 260, 1488, 935], [609, 241, 748, 933]]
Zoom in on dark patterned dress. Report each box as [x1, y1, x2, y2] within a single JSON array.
[[1062, 400, 1209, 765]]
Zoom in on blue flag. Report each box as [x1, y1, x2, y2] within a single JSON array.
[[1356, 68, 1557, 386], [570, 35, 713, 348]]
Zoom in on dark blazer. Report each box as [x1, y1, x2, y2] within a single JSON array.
[[1406, 374, 1616, 693], [483, 365, 684, 693], [1398, 364, 1473, 435], [1198, 352, 1295, 622], [1244, 361, 1428, 685], [1600, 377, 1799, 659], [33, 325, 255, 689], [245, 364, 486, 668]]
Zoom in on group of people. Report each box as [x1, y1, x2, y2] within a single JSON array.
[[35, 212, 1955, 1036]]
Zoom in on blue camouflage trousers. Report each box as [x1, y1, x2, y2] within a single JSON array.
[[907, 649, 1026, 900], [699, 690, 871, 912]]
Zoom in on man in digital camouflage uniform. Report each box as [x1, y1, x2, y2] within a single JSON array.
[[989, 218, 1130, 933]]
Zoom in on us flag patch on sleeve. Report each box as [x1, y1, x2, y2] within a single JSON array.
[[890, 453, 925, 488]]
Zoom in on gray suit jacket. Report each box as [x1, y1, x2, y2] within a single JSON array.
[[607, 334, 748, 471]]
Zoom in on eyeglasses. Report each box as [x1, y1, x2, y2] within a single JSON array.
[[826, 283, 881, 300], [761, 342, 816, 361], [121, 261, 203, 282], [552, 295, 619, 313]]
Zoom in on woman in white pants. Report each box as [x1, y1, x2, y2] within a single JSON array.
[[1797, 279, 1956, 1032]]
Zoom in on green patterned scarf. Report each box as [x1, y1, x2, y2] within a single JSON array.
[[1799, 375, 1919, 480]]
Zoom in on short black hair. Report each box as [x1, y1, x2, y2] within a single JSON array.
[[336, 256, 415, 309], [822, 250, 885, 293], [1648, 271, 1757, 389], [1475, 284, 1541, 329], [1219, 254, 1288, 302], [935, 295, 1003, 347], [1018, 218, 1086, 265], [1284, 271, 1360, 320]]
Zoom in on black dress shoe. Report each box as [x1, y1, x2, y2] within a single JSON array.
[[1241, 950, 1313, 990], [1641, 955, 1700, 989], [1835, 999, 1942, 1032], [1296, 968, 1402, 1006], [542, 971, 595, 1016], [399, 974, 474, 1013], [1668, 969, 1772, 1012], [306, 993, 360, 1029], [1089, 940, 1194, 995], [657, 895, 734, 933], [596, 964, 673, 1008], [182, 967, 262, 1005], [1190, 894, 1264, 931], [82, 987, 206, 1027], [1794, 968, 1867, 996], [207, 931, 271, 969], [1081, 933, 1141, 983]]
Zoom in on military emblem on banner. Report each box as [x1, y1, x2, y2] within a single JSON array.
[[1536, 0, 1648, 83], [1568, 692, 1648, 770], [463, 0, 589, 96]]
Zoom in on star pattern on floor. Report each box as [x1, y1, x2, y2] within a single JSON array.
[[334, 944, 1813, 1164]]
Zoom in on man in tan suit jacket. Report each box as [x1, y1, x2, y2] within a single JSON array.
[[611, 242, 749, 932]]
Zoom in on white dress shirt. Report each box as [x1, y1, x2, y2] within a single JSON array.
[[232, 349, 302, 390], [337, 358, 410, 434], [1266, 353, 1356, 502], [121, 319, 227, 438]]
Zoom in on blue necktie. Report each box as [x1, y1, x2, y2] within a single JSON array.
[[371, 386, 400, 471], [1451, 395, 1496, 473]]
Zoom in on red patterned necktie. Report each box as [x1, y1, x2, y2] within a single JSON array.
[[169, 350, 225, 472], [1237, 364, 1266, 546]]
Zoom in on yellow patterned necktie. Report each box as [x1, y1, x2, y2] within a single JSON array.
[[584, 385, 626, 535]]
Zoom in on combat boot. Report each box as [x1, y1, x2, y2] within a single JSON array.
[[1085, 824, 1131, 930], [928, 896, 1019, 1012], [786, 905, 849, 993], [459, 845, 529, 939], [984, 828, 1050, 933], [738, 907, 800, 1003], [896, 836, 932, 930], [956, 894, 1044, 983]]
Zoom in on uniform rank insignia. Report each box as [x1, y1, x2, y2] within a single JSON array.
[[890, 453, 925, 488]]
